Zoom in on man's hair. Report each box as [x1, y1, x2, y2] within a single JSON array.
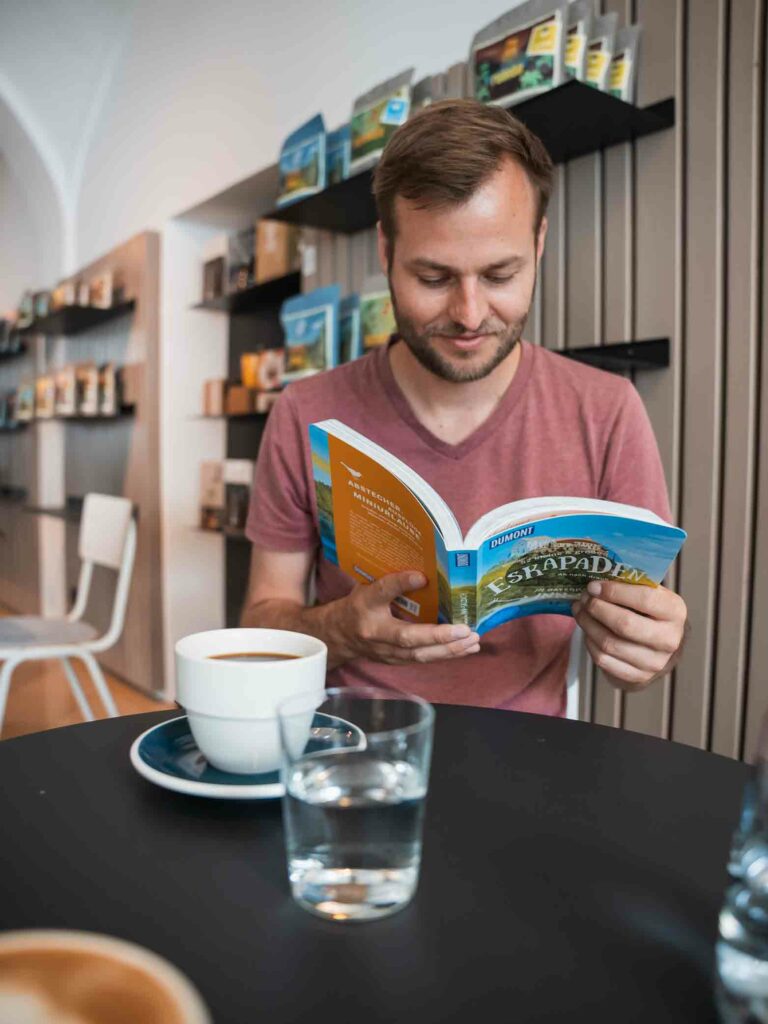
[[372, 99, 554, 244]]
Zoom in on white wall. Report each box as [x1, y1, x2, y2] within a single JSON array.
[[75, 0, 518, 263], [0, 156, 40, 312]]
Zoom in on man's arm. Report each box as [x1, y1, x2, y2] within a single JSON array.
[[241, 545, 481, 672]]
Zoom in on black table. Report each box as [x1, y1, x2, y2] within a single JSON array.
[[0, 707, 749, 1023]]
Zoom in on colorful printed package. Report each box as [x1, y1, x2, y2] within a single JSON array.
[[564, 0, 594, 82], [411, 73, 447, 114], [350, 69, 414, 175], [360, 287, 396, 352], [279, 285, 341, 382], [277, 114, 327, 208], [471, 0, 568, 107], [585, 12, 618, 92], [609, 25, 642, 103], [339, 295, 362, 364], [326, 125, 351, 187]]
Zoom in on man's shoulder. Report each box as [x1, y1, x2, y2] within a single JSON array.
[[275, 352, 379, 422], [531, 342, 633, 405]]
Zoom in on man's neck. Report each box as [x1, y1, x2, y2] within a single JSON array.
[[387, 339, 523, 447]]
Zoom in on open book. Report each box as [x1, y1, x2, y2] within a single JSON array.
[[309, 419, 687, 636]]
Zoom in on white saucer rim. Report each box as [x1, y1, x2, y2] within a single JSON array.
[[129, 715, 284, 800]]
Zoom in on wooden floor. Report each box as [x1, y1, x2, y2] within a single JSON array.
[[0, 609, 176, 740]]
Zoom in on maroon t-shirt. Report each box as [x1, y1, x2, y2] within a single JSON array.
[[246, 340, 671, 715]]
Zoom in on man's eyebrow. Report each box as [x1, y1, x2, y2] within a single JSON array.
[[405, 255, 526, 273]]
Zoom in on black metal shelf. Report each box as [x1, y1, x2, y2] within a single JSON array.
[[0, 486, 27, 504], [561, 338, 669, 373], [265, 82, 675, 234], [193, 272, 300, 314], [23, 496, 83, 523], [16, 300, 136, 337], [197, 525, 249, 542], [0, 344, 28, 363]]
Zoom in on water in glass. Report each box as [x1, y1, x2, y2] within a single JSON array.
[[284, 752, 427, 922]]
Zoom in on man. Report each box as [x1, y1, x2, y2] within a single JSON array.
[[242, 99, 687, 715]]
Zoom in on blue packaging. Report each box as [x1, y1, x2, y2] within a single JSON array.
[[280, 285, 341, 381], [277, 114, 327, 208]]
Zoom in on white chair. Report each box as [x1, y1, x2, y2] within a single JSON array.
[[0, 493, 137, 734], [565, 625, 583, 721]]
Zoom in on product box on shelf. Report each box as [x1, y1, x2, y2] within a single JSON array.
[[200, 460, 224, 530], [225, 385, 255, 416], [350, 69, 414, 175], [33, 291, 51, 319], [254, 390, 280, 415], [99, 362, 119, 416], [277, 114, 327, 208], [15, 381, 35, 421], [89, 271, 113, 310], [255, 220, 301, 284], [119, 364, 141, 408], [223, 459, 256, 531], [202, 256, 225, 302], [76, 363, 100, 415], [227, 227, 256, 293], [203, 378, 227, 417], [240, 349, 284, 391], [55, 365, 77, 416], [35, 376, 56, 419]]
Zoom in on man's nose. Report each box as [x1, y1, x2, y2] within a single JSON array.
[[447, 280, 488, 333]]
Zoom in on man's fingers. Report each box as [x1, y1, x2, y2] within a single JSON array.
[[586, 580, 687, 623], [583, 637, 652, 690], [366, 571, 427, 606], [574, 593, 681, 653], [374, 638, 481, 664], [574, 606, 671, 675]]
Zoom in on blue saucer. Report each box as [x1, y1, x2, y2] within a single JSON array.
[[129, 713, 363, 800]]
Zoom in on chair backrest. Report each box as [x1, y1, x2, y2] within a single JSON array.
[[68, 494, 137, 649], [79, 494, 134, 569]]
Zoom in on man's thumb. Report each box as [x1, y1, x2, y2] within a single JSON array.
[[368, 571, 426, 605]]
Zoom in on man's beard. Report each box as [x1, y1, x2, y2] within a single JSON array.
[[389, 282, 532, 384]]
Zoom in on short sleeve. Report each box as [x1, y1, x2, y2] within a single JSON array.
[[245, 390, 318, 550], [598, 381, 672, 523]]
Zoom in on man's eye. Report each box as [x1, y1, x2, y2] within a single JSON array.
[[485, 275, 515, 285], [418, 277, 449, 287]]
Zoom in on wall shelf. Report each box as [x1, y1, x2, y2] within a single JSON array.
[[16, 300, 136, 337], [197, 525, 248, 542], [561, 338, 669, 373], [193, 272, 300, 313], [23, 496, 83, 523], [265, 82, 675, 234], [0, 344, 28, 362]]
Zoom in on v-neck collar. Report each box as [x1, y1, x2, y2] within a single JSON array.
[[375, 339, 535, 460]]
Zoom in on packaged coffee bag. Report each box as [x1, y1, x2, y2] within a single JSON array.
[[564, 0, 594, 81], [471, 0, 569, 107], [339, 294, 362, 364], [585, 12, 618, 92], [350, 69, 414, 175], [609, 25, 641, 103], [326, 124, 351, 186], [280, 285, 341, 382], [277, 114, 327, 208]]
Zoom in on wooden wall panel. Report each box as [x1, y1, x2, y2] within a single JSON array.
[[735, 0, 767, 762], [710, 0, 763, 758], [672, 0, 726, 750]]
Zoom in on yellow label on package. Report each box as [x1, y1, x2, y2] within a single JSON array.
[[527, 19, 558, 56], [565, 31, 586, 68], [586, 49, 611, 85], [609, 53, 631, 93]]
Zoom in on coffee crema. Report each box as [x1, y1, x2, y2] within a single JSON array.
[[0, 948, 187, 1024], [207, 651, 302, 662]]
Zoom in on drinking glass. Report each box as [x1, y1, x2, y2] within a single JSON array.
[[277, 685, 434, 922]]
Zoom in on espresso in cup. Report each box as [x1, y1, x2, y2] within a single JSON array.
[[0, 931, 210, 1024], [175, 628, 327, 774]]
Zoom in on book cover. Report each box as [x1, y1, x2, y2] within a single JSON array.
[[310, 419, 687, 635]]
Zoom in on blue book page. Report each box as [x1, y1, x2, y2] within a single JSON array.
[[475, 513, 686, 635]]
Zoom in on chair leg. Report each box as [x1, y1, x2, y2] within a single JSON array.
[[60, 658, 95, 722], [78, 651, 118, 717], [0, 658, 21, 737]]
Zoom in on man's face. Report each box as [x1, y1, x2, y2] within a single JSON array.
[[378, 158, 547, 383]]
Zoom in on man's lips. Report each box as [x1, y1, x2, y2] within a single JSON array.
[[434, 333, 494, 351]]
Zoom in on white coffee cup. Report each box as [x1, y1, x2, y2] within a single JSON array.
[[174, 627, 327, 774]]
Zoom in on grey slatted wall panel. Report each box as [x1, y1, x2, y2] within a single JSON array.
[[738, 0, 767, 763], [624, 0, 681, 739], [541, 165, 566, 351], [710, 0, 764, 758], [672, 0, 726, 750]]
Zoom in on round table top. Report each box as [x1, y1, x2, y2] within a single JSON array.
[[0, 705, 749, 1023]]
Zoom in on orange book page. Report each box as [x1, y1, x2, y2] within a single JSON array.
[[327, 434, 438, 623]]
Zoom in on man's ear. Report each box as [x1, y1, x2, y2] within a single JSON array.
[[536, 216, 548, 265], [376, 222, 391, 274]]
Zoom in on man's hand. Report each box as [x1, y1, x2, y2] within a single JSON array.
[[571, 580, 688, 691], [326, 570, 480, 667]]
